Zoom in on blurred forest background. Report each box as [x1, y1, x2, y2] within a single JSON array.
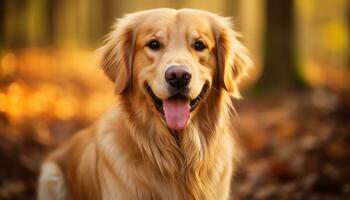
[[0, 0, 349, 199]]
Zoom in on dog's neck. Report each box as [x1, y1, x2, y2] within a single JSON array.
[[119, 89, 234, 199]]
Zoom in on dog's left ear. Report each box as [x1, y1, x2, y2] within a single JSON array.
[[97, 15, 137, 94], [212, 16, 253, 98]]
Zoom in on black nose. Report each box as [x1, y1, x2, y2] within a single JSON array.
[[165, 66, 192, 88]]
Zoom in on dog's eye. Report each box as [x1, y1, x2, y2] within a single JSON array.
[[147, 40, 161, 50], [194, 41, 207, 51]]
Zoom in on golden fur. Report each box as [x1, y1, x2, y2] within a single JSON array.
[[38, 8, 252, 200]]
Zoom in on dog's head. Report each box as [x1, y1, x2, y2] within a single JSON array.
[[99, 8, 252, 131]]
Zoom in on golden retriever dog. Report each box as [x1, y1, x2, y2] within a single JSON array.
[[38, 8, 252, 200]]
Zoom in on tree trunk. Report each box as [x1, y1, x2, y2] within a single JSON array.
[[257, 0, 303, 91], [0, 0, 5, 47]]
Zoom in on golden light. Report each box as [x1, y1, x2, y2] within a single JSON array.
[[1, 53, 17, 76], [53, 97, 78, 120], [0, 92, 8, 112], [301, 60, 350, 91], [26, 92, 50, 117], [6, 83, 24, 120]]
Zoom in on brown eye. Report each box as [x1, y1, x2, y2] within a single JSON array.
[[147, 40, 160, 50], [194, 41, 206, 51]]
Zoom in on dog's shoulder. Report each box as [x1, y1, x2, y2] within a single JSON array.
[[38, 123, 98, 199], [37, 106, 128, 200]]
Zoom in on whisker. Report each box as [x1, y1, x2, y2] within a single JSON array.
[[197, 86, 209, 109], [198, 95, 208, 109], [211, 85, 221, 95]]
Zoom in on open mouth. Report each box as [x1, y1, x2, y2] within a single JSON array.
[[145, 82, 209, 130]]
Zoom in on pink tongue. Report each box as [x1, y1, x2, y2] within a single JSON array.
[[163, 99, 190, 130]]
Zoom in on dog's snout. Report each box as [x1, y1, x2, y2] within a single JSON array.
[[165, 66, 191, 88]]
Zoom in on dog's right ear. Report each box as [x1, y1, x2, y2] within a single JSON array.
[[98, 16, 136, 94]]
